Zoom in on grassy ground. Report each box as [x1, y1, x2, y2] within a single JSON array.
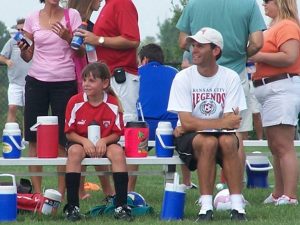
[[1, 146, 300, 224]]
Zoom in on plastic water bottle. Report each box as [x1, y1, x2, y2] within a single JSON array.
[[13, 32, 32, 49], [246, 61, 256, 80], [71, 22, 87, 50], [88, 121, 100, 146], [86, 44, 98, 63]]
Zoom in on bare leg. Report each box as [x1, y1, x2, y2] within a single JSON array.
[[78, 166, 91, 200], [95, 165, 115, 196], [127, 165, 138, 191], [28, 142, 42, 193], [193, 135, 218, 195], [219, 134, 242, 194], [253, 113, 263, 140], [181, 164, 192, 186], [236, 132, 246, 177], [58, 145, 66, 199], [7, 105, 18, 122], [266, 125, 298, 198]]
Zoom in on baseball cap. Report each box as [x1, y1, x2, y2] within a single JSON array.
[[186, 27, 224, 50]]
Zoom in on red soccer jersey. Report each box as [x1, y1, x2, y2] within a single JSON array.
[[65, 92, 124, 138], [93, 0, 140, 75]]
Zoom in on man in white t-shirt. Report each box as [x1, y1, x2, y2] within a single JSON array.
[[168, 27, 247, 221]]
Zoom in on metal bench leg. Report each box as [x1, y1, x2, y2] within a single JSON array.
[[163, 165, 176, 184]]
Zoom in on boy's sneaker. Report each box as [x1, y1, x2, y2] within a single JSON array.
[[195, 209, 213, 221], [114, 205, 133, 221], [230, 209, 247, 221], [276, 195, 298, 206], [263, 193, 278, 204], [63, 204, 81, 221]]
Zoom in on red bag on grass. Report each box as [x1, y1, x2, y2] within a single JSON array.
[[17, 193, 44, 213]]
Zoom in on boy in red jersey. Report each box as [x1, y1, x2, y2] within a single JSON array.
[[63, 62, 131, 221]]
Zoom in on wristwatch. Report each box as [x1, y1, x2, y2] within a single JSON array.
[[98, 36, 105, 46]]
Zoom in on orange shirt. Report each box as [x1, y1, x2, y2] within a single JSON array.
[[253, 19, 300, 80]]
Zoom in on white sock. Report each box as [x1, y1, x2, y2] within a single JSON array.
[[199, 195, 213, 214], [230, 194, 245, 213]]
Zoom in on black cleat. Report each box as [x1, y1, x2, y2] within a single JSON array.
[[195, 209, 213, 222], [63, 204, 81, 222], [114, 205, 134, 221], [230, 209, 247, 221]]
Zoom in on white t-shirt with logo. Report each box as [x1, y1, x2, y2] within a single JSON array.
[[168, 65, 247, 121]]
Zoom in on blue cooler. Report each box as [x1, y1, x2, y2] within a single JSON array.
[[155, 122, 175, 157], [2, 122, 24, 158], [161, 173, 186, 220], [0, 174, 17, 222], [246, 153, 273, 188]]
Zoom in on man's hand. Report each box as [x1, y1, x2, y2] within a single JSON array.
[[5, 59, 13, 68], [173, 126, 184, 137], [82, 138, 96, 157], [75, 29, 99, 46], [95, 139, 107, 158], [222, 110, 242, 130]]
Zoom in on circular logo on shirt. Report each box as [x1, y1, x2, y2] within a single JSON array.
[[199, 100, 216, 115]]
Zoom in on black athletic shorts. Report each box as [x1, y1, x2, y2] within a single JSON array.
[[24, 76, 77, 146], [175, 132, 239, 171]]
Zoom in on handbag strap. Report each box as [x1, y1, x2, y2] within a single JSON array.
[[64, 9, 72, 34]]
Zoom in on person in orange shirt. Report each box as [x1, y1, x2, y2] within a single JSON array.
[[250, 0, 300, 205]]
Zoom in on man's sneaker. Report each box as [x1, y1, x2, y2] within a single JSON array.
[[114, 205, 133, 221], [263, 193, 278, 204], [63, 204, 81, 221], [195, 209, 213, 222], [276, 195, 298, 206], [230, 209, 247, 221]]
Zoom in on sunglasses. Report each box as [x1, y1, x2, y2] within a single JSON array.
[[263, 0, 273, 3]]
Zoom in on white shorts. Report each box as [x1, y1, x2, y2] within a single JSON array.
[[248, 80, 261, 113], [111, 72, 140, 124], [237, 70, 253, 132], [7, 83, 25, 106], [254, 76, 300, 127]]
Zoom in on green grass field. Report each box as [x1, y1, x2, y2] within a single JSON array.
[[1, 146, 300, 225]]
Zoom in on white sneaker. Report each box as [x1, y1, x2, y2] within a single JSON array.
[[263, 193, 278, 204], [276, 195, 298, 206]]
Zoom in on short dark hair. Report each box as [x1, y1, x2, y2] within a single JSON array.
[[209, 43, 222, 60], [40, 0, 45, 3], [138, 43, 164, 64], [16, 18, 25, 25]]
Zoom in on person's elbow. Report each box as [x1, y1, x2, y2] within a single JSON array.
[[132, 40, 140, 48], [253, 41, 263, 53], [283, 54, 298, 67], [179, 41, 186, 50]]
